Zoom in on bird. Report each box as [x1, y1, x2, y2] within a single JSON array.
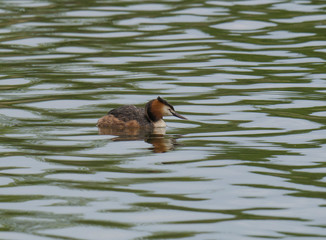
[[97, 96, 187, 129]]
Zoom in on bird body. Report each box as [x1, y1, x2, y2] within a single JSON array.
[[97, 97, 186, 129]]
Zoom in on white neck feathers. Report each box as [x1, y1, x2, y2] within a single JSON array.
[[153, 119, 166, 128]]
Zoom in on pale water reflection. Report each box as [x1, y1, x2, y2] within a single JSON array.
[[0, 0, 326, 239]]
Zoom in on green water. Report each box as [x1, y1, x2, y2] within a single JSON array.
[[0, 0, 326, 239]]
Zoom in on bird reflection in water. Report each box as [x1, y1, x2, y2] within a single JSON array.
[[98, 127, 178, 153]]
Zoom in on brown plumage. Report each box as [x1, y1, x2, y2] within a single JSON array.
[[97, 105, 149, 129]]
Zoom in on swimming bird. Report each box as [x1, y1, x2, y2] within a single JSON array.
[[97, 96, 187, 129]]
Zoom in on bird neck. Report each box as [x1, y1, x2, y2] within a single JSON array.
[[152, 119, 166, 128]]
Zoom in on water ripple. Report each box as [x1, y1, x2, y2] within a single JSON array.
[[0, 0, 326, 240]]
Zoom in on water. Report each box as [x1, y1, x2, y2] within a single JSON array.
[[0, 0, 326, 239]]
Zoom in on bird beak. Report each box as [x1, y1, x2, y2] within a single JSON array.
[[171, 110, 187, 120]]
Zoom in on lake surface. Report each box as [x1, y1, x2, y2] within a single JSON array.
[[0, 0, 326, 239]]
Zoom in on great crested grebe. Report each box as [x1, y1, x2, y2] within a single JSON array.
[[97, 96, 187, 129]]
